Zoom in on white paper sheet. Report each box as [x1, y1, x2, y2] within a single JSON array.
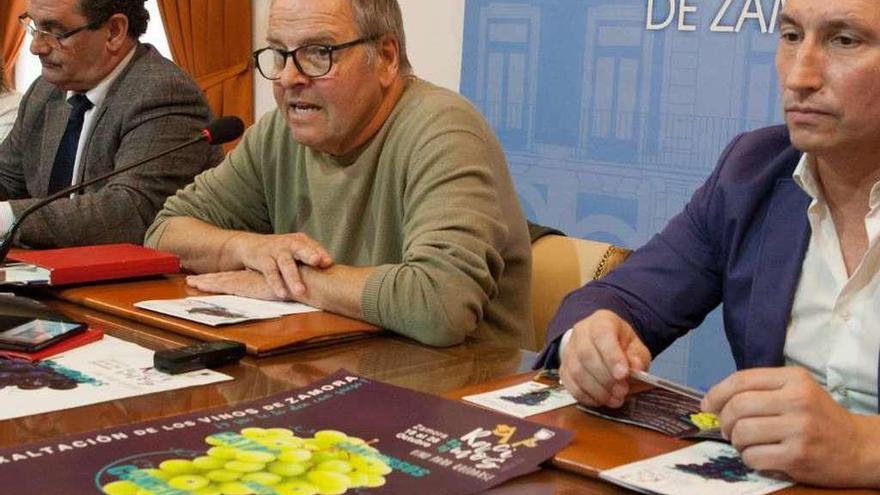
[[463, 381, 577, 418], [600, 441, 793, 495], [0, 262, 50, 284], [134, 295, 319, 326], [0, 335, 232, 421]]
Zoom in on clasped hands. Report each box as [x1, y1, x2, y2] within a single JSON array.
[[560, 310, 878, 487], [186, 232, 332, 301]]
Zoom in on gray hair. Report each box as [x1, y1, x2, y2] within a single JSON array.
[[349, 0, 413, 74]]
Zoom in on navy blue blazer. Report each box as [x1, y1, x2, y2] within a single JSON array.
[[539, 125, 880, 407]]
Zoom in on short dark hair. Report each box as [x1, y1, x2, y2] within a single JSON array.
[[78, 0, 150, 39]]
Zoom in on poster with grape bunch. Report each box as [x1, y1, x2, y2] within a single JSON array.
[[0, 370, 571, 494]]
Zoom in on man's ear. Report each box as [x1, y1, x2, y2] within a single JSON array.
[[105, 13, 131, 52], [375, 34, 401, 86]]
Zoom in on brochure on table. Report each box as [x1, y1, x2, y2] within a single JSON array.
[[135, 295, 320, 326], [579, 386, 724, 440], [463, 380, 577, 418], [0, 370, 572, 495], [600, 441, 793, 495], [0, 335, 231, 421]]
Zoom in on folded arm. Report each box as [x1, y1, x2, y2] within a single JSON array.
[[185, 264, 370, 322]]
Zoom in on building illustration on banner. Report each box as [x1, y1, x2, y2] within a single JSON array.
[[461, 0, 784, 387]]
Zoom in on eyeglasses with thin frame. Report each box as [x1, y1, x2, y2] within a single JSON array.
[[18, 13, 107, 50], [252, 35, 380, 80]]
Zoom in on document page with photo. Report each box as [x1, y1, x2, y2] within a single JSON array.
[[135, 295, 320, 326]]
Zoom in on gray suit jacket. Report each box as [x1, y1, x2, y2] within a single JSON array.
[[0, 43, 224, 248]]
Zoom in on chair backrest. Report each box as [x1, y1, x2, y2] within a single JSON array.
[[529, 235, 631, 351]]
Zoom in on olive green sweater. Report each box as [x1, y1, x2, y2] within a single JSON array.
[[146, 79, 531, 347]]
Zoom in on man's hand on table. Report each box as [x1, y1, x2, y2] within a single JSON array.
[[560, 310, 651, 408], [229, 232, 333, 299], [702, 366, 880, 487], [187, 269, 281, 301]]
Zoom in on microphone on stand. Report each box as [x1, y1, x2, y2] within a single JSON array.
[[0, 116, 245, 263]]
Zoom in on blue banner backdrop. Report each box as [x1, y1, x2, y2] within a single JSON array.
[[460, 0, 786, 389]]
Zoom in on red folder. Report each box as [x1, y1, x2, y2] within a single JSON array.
[[0, 328, 104, 362], [7, 244, 179, 285]]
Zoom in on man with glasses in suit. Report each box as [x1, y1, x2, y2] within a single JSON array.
[[0, 0, 222, 248], [145, 0, 531, 348]]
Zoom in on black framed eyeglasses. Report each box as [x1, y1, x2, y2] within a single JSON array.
[[253, 35, 379, 80], [19, 13, 107, 50]]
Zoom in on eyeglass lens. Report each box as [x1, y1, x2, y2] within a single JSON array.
[[20, 18, 65, 48], [258, 45, 333, 79]]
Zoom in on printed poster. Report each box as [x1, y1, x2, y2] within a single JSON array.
[[0, 370, 572, 494]]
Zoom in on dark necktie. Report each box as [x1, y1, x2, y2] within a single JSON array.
[[48, 93, 94, 194]]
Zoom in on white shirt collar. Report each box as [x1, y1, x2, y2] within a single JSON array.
[[792, 152, 822, 201], [792, 152, 880, 210], [66, 45, 137, 108]]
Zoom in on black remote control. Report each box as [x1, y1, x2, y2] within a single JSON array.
[[154, 340, 246, 374]]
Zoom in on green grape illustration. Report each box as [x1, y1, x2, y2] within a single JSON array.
[[102, 428, 392, 495]]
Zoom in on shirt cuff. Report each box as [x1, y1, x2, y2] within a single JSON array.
[[558, 327, 574, 364], [0, 202, 14, 235]]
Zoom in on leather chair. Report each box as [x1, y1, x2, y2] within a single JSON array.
[[529, 234, 631, 351]]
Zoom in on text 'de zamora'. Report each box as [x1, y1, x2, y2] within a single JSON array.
[[647, 0, 784, 34]]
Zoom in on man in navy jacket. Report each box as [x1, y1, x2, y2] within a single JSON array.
[[542, 0, 880, 487]]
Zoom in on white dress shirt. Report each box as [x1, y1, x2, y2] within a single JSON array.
[[0, 47, 137, 234], [785, 153, 880, 414], [0, 90, 21, 143]]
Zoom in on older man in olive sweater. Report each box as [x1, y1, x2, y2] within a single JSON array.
[[145, 0, 530, 347]]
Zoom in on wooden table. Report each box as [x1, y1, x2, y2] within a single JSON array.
[[0, 297, 523, 443], [0, 295, 628, 494], [3, 280, 875, 494]]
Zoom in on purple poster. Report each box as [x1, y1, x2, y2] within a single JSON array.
[[0, 370, 571, 494]]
